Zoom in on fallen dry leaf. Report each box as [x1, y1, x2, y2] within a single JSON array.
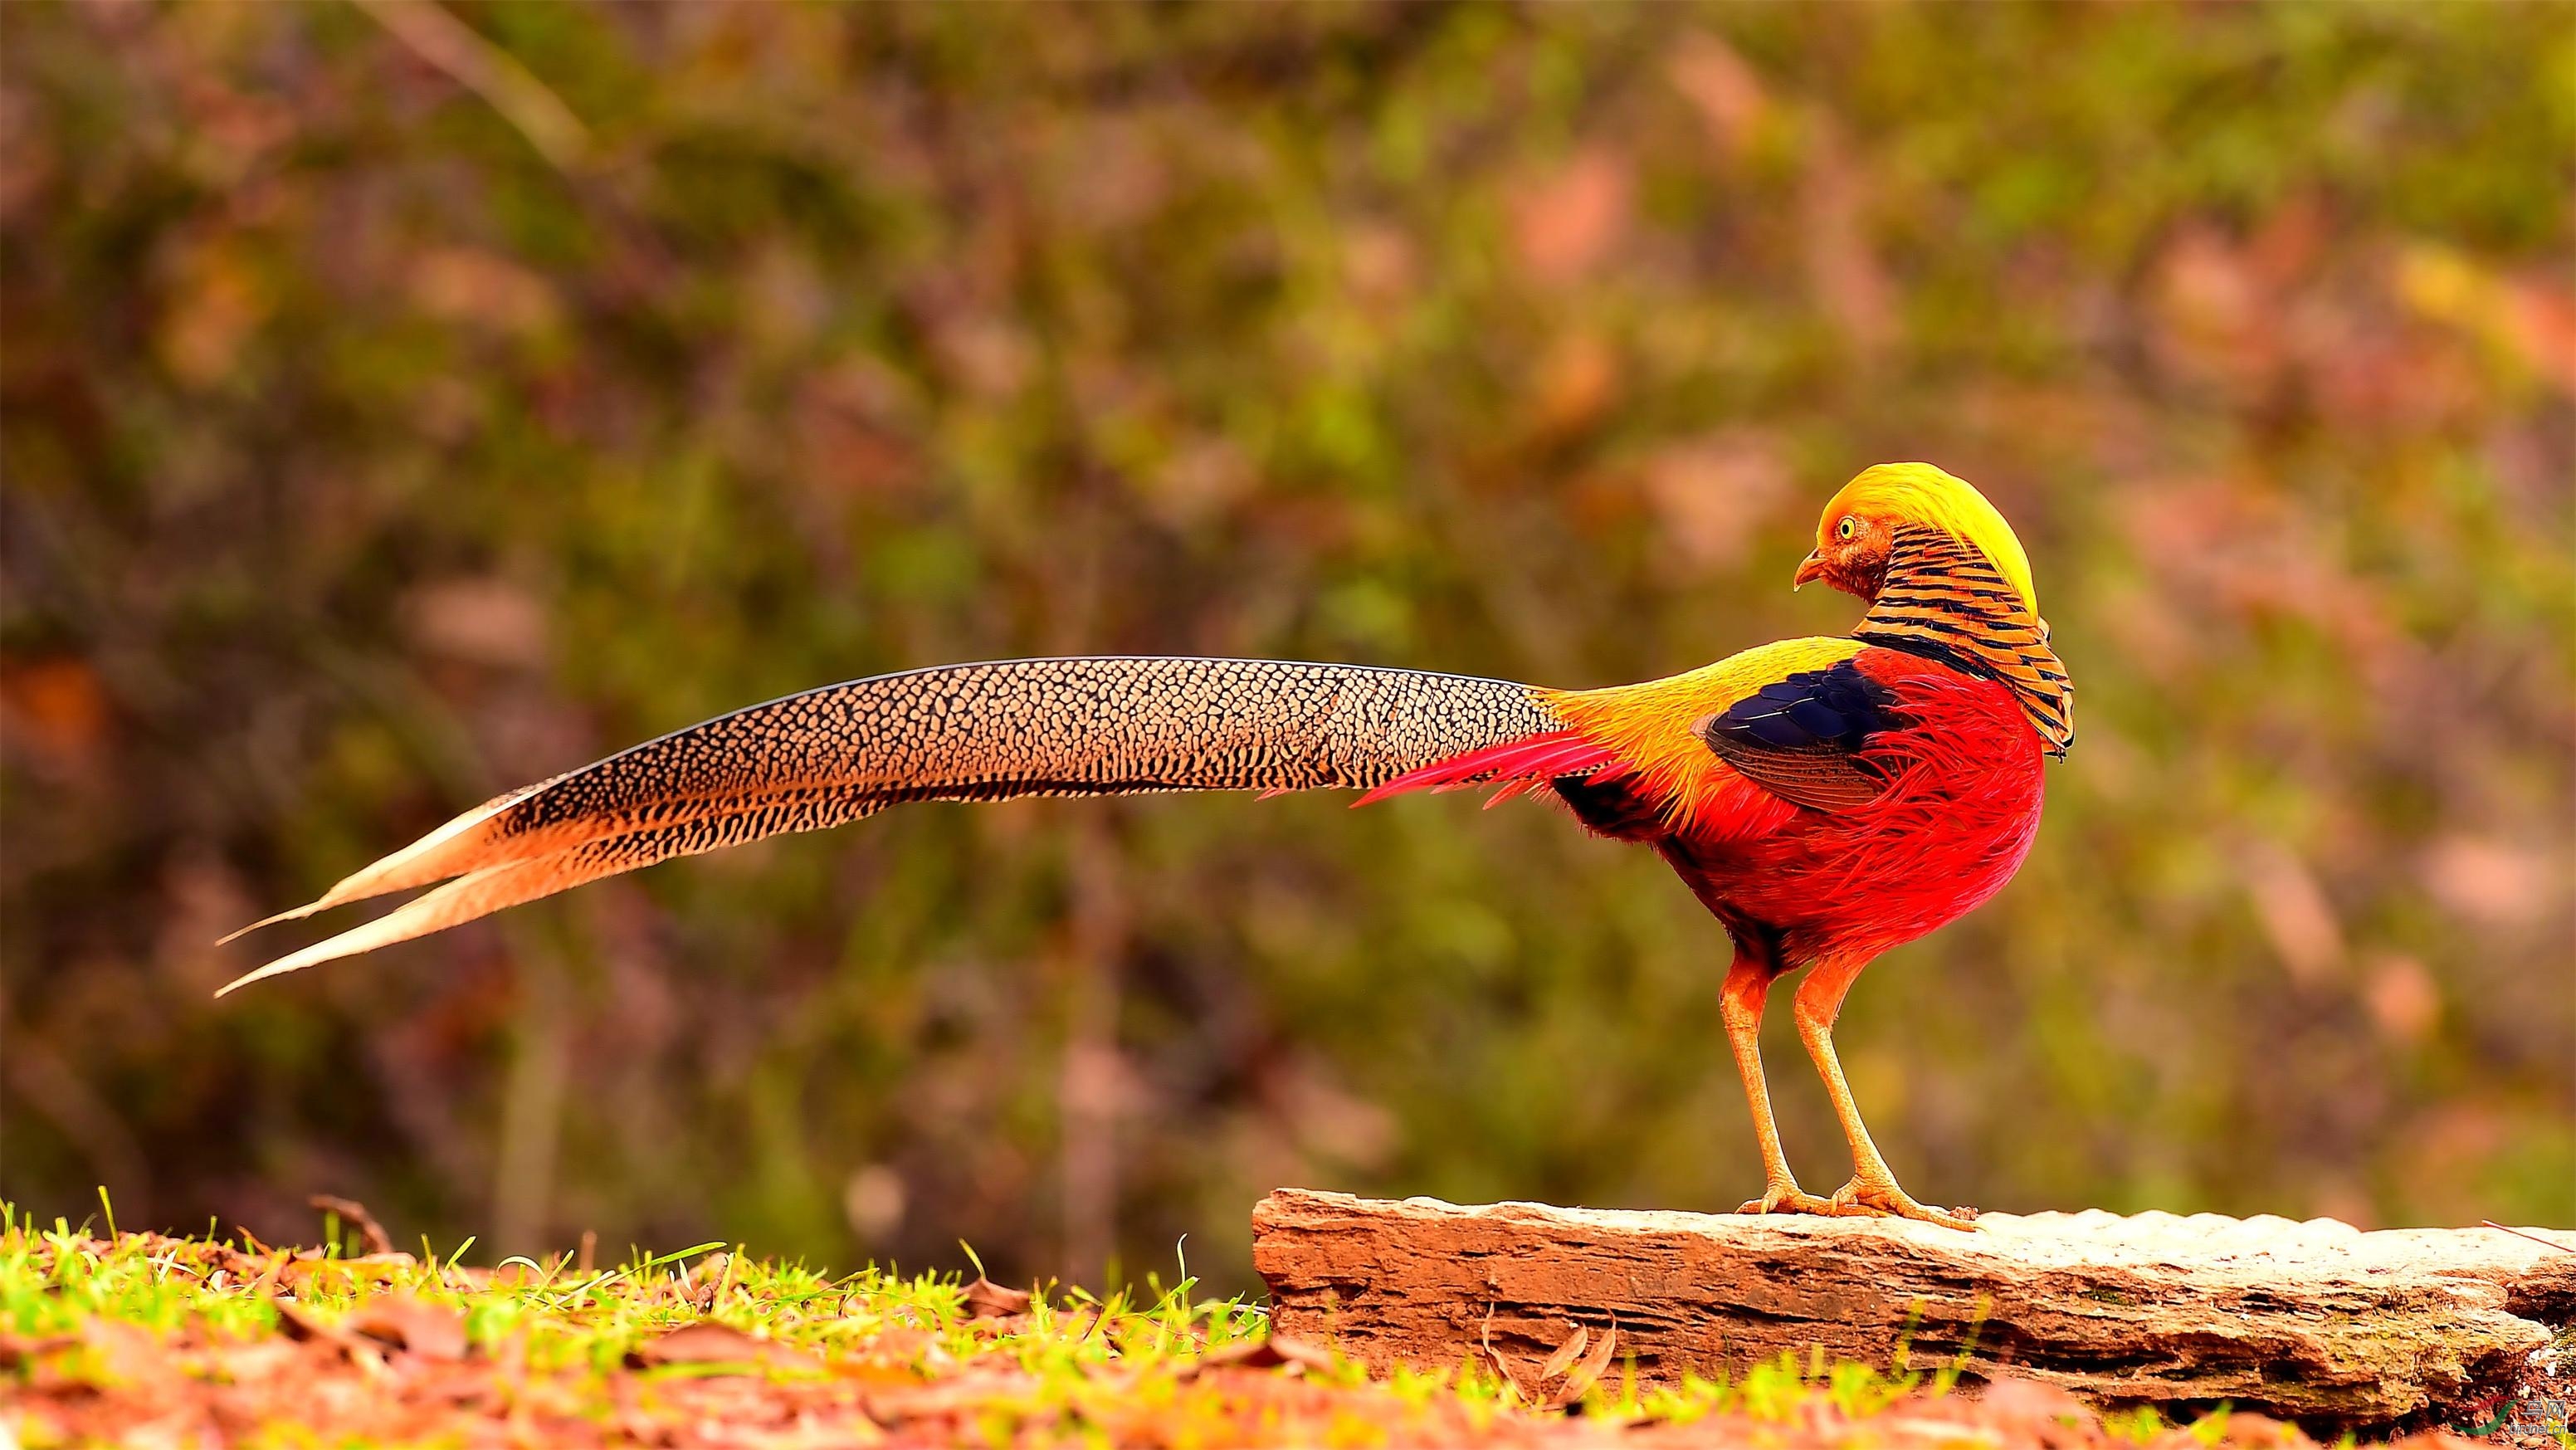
[[1190, 1334, 1335, 1377], [962, 1275, 1031, 1320], [852, 1324, 964, 1373], [278, 1252, 422, 1291], [1536, 1324, 1588, 1382], [306, 1194, 394, 1257], [76, 1321, 166, 1385], [678, 1251, 729, 1311], [270, 1297, 344, 1346], [1477, 1305, 1527, 1404], [348, 1296, 468, 1361], [0, 1333, 77, 1371], [445, 1257, 555, 1291], [1549, 1325, 1617, 1408], [627, 1321, 818, 1374]]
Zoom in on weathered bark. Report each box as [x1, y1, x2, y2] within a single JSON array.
[[1253, 1189, 2575, 1426]]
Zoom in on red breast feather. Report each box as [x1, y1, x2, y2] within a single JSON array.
[[1686, 649, 2046, 961]]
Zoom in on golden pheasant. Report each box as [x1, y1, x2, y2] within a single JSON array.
[[224, 462, 2070, 1228]]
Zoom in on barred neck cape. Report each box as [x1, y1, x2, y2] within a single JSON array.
[[1853, 524, 2075, 757]]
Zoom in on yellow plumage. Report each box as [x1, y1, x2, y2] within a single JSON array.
[[1819, 463, 2040, 613], [1539, 637, 1866, 830]]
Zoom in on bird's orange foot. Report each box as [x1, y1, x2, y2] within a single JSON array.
[[1826, 1178, 1979, 1231], [1735, 1182, 1837, 1217]]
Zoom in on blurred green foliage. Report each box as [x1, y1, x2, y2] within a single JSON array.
[[2, 2, 2569, 1291]]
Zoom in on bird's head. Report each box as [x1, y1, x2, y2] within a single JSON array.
[[1793, 462, 2037, 612]]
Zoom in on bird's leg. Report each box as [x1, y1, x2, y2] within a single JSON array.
[[1790, 955, 1978, 1230], [1722, 952, 1832, 1217]]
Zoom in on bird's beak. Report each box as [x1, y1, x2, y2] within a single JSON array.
[[1793, 551, 1828, 591]]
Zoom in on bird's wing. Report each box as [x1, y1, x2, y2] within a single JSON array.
[[1691, 656, 1911, 812], [1476, 635, 1880, 824], [221, 657, 1559, 993], [1354, 636, 1912, 828]]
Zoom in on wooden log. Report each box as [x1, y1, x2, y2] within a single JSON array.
[[1252, 1189, 2575, 1426]]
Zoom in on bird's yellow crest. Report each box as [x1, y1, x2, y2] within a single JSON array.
[[1819, 463, 2038, 613]]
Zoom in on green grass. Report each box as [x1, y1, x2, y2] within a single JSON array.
[[3, 1198, 2290, 1448], [3, 1200, 1277, 1385]]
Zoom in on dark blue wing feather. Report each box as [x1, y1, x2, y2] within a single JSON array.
[[1695, 661, 1910, 811]]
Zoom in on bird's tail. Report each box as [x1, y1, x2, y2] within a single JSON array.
[[219, 657, 1562, 994], [1350, 731, 1623, 809]]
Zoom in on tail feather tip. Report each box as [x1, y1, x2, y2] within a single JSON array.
[[213, 900, 328, 947], [212, 959, 299, 998]]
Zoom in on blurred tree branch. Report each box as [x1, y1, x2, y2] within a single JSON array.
[[354, 0, 591, 173]]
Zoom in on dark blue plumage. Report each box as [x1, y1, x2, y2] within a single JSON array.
[[1706, 661, 1905, 756], [1687, 658, 1912, 813]]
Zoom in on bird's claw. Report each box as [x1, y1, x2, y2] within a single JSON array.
[[1735, 1182, 1837, 1217], [1826, 1178, 1980, 1231]]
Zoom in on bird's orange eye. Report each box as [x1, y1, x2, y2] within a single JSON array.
[[1836, 516, 1857, 540]]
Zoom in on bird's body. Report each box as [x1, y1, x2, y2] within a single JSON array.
[[225, 462, 2070, 1228], [1553, 646, 2046, 969]]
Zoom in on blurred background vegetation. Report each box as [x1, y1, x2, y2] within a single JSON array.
[[3, 2, 2570, 1292]]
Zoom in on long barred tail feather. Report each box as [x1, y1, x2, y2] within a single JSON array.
[[219, 657, 1560, 993]]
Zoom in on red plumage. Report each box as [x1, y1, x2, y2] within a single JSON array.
[[1364, 649, 2044, 968], [1666, 650, 2045, 964], [1350, 730, 1621, 808]]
